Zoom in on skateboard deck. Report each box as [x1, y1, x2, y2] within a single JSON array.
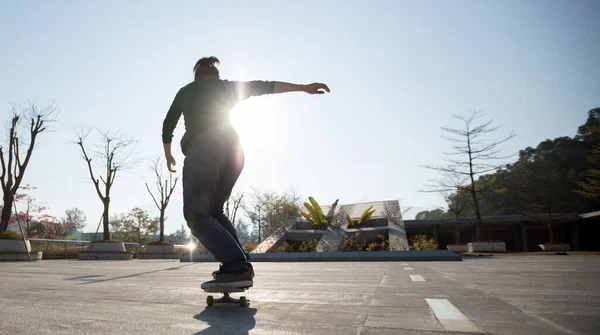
[[203, 286, 251, 307]]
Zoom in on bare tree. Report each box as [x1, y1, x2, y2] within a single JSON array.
[[420, 171, 470, 244], [264, 189, 300, 236], [424, 110, 515, 241], [242, 188, 270, 243], [1, 101, 57, 232], [225, 193, 244, 225], [145, 156, 178, 243], [76, 128, 136, 241], [61, 207, 87, 232], [241, 187, 300, 242]]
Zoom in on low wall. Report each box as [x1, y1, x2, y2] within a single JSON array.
[[181, 250, 461, 262]]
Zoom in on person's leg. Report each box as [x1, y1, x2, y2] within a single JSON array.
[[212, 212, 251, 260], [209, 137, 251, 259], [182, 128, 248, 275], [208, 138, 254, 278]]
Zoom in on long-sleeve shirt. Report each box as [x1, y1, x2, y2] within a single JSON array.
[[162, 78, 276, 154]]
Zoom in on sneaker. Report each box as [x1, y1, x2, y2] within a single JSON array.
[[247, 263, 255, 278], [212, 262, 254, 278], [211, 263, 224, 278], [201, 268, 253, 290]]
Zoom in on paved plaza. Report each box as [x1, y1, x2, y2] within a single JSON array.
[[1, 256, 599, 334]]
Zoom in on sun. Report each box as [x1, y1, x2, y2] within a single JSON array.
[[230, 97, 281, 149]]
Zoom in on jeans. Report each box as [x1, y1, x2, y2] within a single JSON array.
[[182, 125, 249, 272]]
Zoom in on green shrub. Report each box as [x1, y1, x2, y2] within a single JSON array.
[[410, 234, 438, 250], [275, 239, 318, 253], [347, 206, 376, 228], [242, 241, 258, 253], [301, 196, 327, 227], [341, 233, 388, 251], [0, 231, 22, 240], [301, 197, 339, 229]]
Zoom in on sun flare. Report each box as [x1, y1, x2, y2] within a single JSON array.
[[230, 97, 280, 149]]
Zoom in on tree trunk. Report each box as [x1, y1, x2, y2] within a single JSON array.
[[103, 200, 110, 241], [466, 136, 483, 241], [547, 211, 554, 244], [454, 187, 460, 244], [159, 208, 165, 243], [454, 213, 460, 244], [258, 209, 262, 243], [1, 192, 14, 232], [469, 180, 483, 241]]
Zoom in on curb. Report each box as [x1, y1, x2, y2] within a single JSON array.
[[180, 250, 461, 262]]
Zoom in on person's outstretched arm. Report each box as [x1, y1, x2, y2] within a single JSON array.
[[274, 82, 330, 94], [231, 81, 330, 101]]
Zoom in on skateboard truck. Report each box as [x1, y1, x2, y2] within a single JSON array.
[[203, 286, 250, 307]]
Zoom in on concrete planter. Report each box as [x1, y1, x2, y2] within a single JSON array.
[[295, 221, 328, 230], [89, 242, 126, 252], [538, 243, 571, 252], [145, 245, 176, 254], [468, 241, 506, 252], [0, 239, 31, 252], [447, 244, 468, 253], [284, 230, 326, 242], [348, 218, 388, 228], [139, 244, 179, 259], [78, 241, 132, 260], [343, 227, 389, 242], [0, 239, 43, 261]]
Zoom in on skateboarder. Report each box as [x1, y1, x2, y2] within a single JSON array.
[[162, 56, 330, 289]]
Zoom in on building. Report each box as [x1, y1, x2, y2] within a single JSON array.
[[404, 211, 600, 251]]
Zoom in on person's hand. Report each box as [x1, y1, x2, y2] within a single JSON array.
[[166, 155, 177, 173], [304, 83, 330, 94]]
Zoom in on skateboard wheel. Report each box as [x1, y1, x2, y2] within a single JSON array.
[[239, 296, 247, 307], [206, 295, 214, 306]]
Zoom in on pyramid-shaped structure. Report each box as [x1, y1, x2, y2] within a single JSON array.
[[252, 199, 409, 253]]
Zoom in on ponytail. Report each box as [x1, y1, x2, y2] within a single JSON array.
[[194, 56, 220, 77]]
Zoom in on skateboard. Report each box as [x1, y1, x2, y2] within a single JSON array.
[[203, 286, 251, 307]]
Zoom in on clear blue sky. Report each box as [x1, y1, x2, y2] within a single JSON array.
[[1, 0, 599, 234]]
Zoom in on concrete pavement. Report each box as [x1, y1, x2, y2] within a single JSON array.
[[0, 256, 599, 334]]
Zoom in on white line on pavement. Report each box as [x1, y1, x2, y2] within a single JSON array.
[[426, 298, 479, 333], [401, 263, 408, 265], [410, 275, 425, 281], [404, 267, 413, 270]]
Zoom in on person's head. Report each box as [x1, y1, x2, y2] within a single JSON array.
[[194, 56, 220, 80]]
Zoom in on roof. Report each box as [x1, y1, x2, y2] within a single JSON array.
[[404, 213, 583, 227]]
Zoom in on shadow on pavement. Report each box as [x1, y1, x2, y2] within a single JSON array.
[[193, 306, 257, 334], [69, 263, 199, 284]]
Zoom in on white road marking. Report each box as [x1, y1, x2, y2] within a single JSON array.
[[404, 267, 413, 270], [410, 275, 425, 281], [401, 263, 408, 265], [426, 298, 479, 333]]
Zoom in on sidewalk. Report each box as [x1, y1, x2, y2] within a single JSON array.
[[0, 256, 599, 334]]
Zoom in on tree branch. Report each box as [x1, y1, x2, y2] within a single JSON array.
[[76, 131, 104, 201], [145, 182, 162, 211], [6, 115, 17, 190], [164, 175, 178, 208], [11, 102, 57, 194], [0, 145, 6, 190], [12, 137, 19, 187], [422, 165, 472, 176]]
